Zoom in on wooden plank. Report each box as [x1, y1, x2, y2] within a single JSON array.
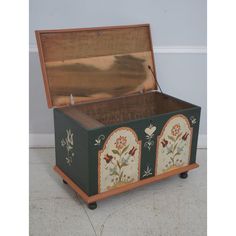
[[35, 24, 157, 108], [61, 106, 104, 129], [35, 31, 53, 108], [54, 163, 199, 204], [36, 24, 150, 34], [72, 91, 193, 125], [38, 26, 151, 62], [44, 51, 156, 107]]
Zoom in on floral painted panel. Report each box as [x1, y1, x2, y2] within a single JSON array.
[[156, 115, 192, 175], [98, 127, 141, 193]]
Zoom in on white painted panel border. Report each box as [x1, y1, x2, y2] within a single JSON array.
[[29, 45, 207, 54], [29, 134, 207, 149]]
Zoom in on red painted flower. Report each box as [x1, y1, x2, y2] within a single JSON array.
[[182, 132, 189, 141], [104, 154, 113, 164], [161, 138, 168, 147], [129, 147, 137, 156], [115, 136, 127, 150], [171, 124, 181, 136]]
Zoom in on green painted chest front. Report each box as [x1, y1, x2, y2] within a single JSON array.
[[36, 24, 201, 209]]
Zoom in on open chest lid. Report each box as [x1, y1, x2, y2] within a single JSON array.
[[36, 24, 157, 108]]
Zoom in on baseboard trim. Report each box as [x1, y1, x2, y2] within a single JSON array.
[[197, 134, 207, 149], [29, 133, 207, 148], [29, 134, 55, 148], [153, 46, 206, 54]]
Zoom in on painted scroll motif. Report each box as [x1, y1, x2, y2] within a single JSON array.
[[156, 115, 192, 175], [98, 127, 141, 193], [61, 129, 75, 166]]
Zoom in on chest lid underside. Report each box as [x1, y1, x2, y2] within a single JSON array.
[[36, 24, 157, 108]]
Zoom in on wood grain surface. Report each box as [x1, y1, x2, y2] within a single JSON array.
[[35, 24, 157, 107], [60, 91, 194, 126]]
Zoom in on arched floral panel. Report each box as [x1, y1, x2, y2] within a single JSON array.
[[156, 115, 193, 175], [98, 127, 141, 193]]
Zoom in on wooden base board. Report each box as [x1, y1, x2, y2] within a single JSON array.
[[54, 163, 199, 204]]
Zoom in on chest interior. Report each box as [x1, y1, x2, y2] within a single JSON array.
[[59, 91, 195, 128]]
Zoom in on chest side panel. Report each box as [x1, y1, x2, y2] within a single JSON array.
[[54, 109, 90, 194]]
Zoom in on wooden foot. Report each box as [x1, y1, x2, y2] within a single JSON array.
[[88, 202, 97, 210], [63, 179, 68, 184], [179, 171, 188, 179]]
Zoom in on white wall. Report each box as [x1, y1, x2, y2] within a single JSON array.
[[29, 0, 207, 146]]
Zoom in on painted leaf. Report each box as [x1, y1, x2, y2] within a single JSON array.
[[112, 149, 120, 155], [177, 146, 184, 153], [110, 171, 119, 176], [117, 160, 121, 169], [173, 143, 178, 152], [168, 135, 175, 142], [121, 145, 129, 155], [166, 147, 172, 155], [174, 152, 181, 157], [176, 132, 183, 141], [120, 162, 128, 168]]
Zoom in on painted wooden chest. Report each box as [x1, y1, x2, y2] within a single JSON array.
[[35, 24, 201, 209]]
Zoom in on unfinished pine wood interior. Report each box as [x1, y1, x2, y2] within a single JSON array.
[[36, 25, 157, 107], [60, 91, 195, 127]]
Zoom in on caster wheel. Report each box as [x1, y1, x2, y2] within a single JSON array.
[[179, 172, 188, 179], [63, 179, 68, 184], [88, 202, 97, 210]]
